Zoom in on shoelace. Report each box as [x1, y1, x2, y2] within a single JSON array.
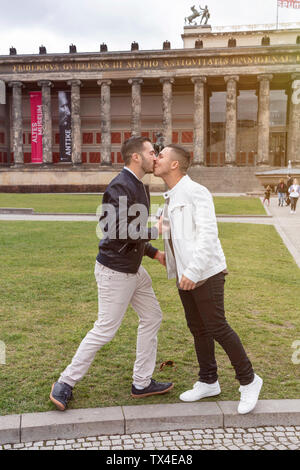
[[239, 385, 255, 400], [58, 386, 72, 400], [193, 382, 202, 389]]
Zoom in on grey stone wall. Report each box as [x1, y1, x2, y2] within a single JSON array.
[[188, 166, 263, 193]]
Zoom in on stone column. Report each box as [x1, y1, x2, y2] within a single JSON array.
[[97, 79, 112, 165], [191, 76, 207, 165], [68, 79, 82, 165], [287, 73, 300, 166], [8, 81, 24, 166], [38, 80, 53, 165], [257, 74, 273, 166], [224, 75, 239, 165], [128, 78, 143, 137], [160, 78, 174, 146]]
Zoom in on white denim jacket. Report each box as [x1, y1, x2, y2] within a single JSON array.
[[163, 175, 227, 283]]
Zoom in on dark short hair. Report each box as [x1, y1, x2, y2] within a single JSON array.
[[121, 136, 151, 166], [165, 144, 191, 174]]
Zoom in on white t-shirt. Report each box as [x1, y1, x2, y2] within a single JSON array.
[[289, 184, 300, 198]]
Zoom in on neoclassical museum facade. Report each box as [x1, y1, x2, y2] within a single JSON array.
[[0, 22, 300, 192]]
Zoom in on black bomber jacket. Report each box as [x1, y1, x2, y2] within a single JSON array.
[[96, 168, 159, 273]]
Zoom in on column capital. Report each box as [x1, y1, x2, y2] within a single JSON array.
[[67, 79, 82, 87], [8, 81, 24, 89], [160, 77, 175, 84], [257, 74, 273, 83], [224, 75, 239, 84], [191, 76, 207, 84], [128, 78, 143, 85], [291, 73, 300, 82], [38, 80, 53, 88], [97, 79, 112, 87]]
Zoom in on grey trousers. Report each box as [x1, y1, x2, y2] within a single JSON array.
[[59, 262, 163, 388]]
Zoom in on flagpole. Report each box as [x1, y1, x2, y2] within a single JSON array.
[[276, 0, 279, 29]]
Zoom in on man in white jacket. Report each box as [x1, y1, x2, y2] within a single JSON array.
[[154, 144, 262, 414]]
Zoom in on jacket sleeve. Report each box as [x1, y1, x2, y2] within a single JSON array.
[[144, 242, 158, 259], [100, 183, 159, 244], [183, 186, 225, 282]]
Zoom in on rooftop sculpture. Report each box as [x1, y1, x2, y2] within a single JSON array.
[[185, 5, 210, 26]]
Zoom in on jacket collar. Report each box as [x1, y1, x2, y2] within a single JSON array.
[[163, 175, 190, 200], [122, 167, 144, 185]]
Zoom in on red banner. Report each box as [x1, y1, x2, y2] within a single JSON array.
[[278, 0, 300, 8], [30, 92, 43, 163]]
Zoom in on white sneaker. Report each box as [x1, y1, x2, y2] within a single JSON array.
[[179, 380, 221, 402], [238, 374, 263, 414]]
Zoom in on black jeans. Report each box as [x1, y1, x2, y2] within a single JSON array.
[[290, 197, 298, 212], [179, 272, 254, 386]]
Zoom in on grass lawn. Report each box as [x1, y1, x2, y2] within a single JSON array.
[[0, 220, 299, 416], [213, 196, 265, 215], [0, 193, 266, 215]]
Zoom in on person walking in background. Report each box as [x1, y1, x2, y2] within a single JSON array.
[[275, 179, 287, 207], [154, 144, 263, 415], [287, 174, 293, 191], [263, 185, 271, 206], [286, 175, 293, 206], [288, 178, 300, 214], [50, 136, 173, 411]]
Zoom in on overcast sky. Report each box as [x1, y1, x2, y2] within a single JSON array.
[[0, 0, 299, 55]]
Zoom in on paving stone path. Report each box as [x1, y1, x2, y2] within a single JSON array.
[[2, 426, 299, 451]]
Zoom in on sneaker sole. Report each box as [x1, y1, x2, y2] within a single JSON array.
[[131, 383, 174, 398], [49, 383, 66, 411], [180, 389, 221, 402]]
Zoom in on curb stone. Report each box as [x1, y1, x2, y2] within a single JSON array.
[[1, 400, 300, 446]]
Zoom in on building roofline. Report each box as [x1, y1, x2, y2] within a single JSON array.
[[207, 22, 300, 33], [0, 43, 299, 62]]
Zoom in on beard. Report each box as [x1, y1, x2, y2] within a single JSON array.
[[141, 156, 154, 174]]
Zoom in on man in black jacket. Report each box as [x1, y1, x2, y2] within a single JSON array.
[[50, 137, 173, 410]]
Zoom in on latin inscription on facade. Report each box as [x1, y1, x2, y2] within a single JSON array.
[[1, 54, 300, 74]]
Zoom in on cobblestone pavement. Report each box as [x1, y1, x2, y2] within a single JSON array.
[[1, 426, 299, 450]]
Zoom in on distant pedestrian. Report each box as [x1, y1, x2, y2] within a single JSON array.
[[288, 178, 300, 214], [287, 175, 293, 191], [275, 179, 287, 207], [263, 185, 271, 206]]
